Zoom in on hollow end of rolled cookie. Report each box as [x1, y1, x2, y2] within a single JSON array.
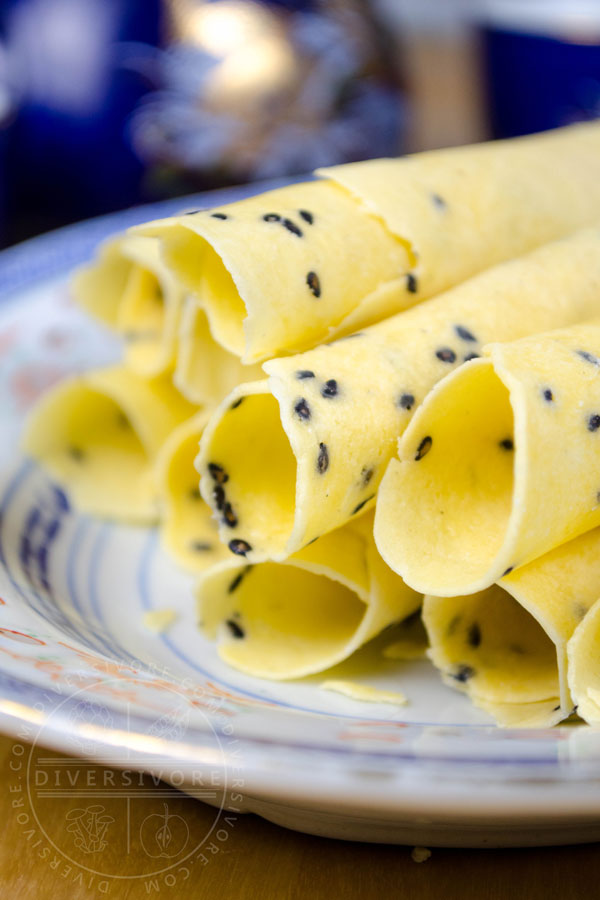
[[161, 226, 247, 358], [568, 597, 600, 724], [71, 242, 132, 328], [156, 414, 228, 572], [22, 380, 157, 523], [118, 265, 169, 375], [424, 585, 562, 726], [174, 299, 263, 407], [375, 359, 520, 596], [197, 560, 366, 679], [198, 384, 298, 560]]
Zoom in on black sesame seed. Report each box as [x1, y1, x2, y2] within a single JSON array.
[[467, 623, 481, 648], [188, 486, 201, 501], [588, 414, 600, 432], [222, 502, 238, 528], [306, 271, 321, 298], [282, 218, 303, 237], [361, 466, 374, 485], [317, 442, 329, 474], [509, 643, 525, 655], [352, 494, 375, 515], [296, 369, 315, 380], [305, 536, 320, 546], [414, 436, 432, 461], [213, 485, 226, 511], [229, 539, 252, 556], [210, 212, 228, 220], [431, 193, 447, 210], [542, 388, 554, 402], [398, 393, 415, 411], [228, 573, 243, 593], [553, 705, 561, 712], [452, 664, 475, 683], [183, 209, 202, 215], [502, 566, 514, 576], [68, 446, 85, 463], [123, 328, 160, 342], [463, 353, 480, 362], [436, 347, 457, 363], [262, 212, 281, 222], [406, 273, 418, 294], [208, 462, 228, 484], [573, 602, 588, 621], [225, 618, 245, 639], [335, 332, 365, 341], [230, 397, 244, 410], [321, 379, 338, 398], [228, 567, 251, 594], [298, 209, 314, 224], [576, 349, 600, 366], [447, 614, 462, 636], [294, 398, 311, 420], [455, 325, 476, 342], [499, 438, 514, 451], [190, 541, 213, 553], [116, 411, 130, 428]]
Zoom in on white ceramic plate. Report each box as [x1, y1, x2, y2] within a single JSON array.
[[2, 185, 600, 849]]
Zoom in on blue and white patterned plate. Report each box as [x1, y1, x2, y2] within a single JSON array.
[[2, 185, 600, 848]]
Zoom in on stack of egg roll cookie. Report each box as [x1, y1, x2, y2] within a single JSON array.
[[21, 121, 600, 720]]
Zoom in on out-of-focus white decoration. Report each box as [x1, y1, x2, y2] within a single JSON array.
[[129, 0, 404, 182]]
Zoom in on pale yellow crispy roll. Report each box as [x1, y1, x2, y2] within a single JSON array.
[[23, 367, 196, 523], [196, 513, 421, 679], [72, 235, 186, 377], [424, 527, 600, 728], [174, 297, 263, 407], [377, 319, 600, 596], [133, 180, 411, 363], [568, 596, 600, 725], [319, 121, 600, 303], [155, 413, 230, 571], [197, 228, 600, 562], [138, 122, 600, 363]]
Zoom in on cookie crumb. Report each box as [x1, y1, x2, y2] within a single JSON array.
[[411, 847, 432, 863], [143, 609, 177, 634], [320, 680, 407, 705]]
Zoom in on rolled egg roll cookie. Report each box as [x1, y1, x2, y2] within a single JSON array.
[[155, 412, 230, 571], [376, 320, 600, 596], [23, 366, 196, 523], [133, 180, 412, 363], [319, 120, 600, 305], [198, 228, 600, 561], [196, 512, 421, 679], [567, 597, 600, 725], [424, 527, 600, 728], [73, 235, 186, 377], [137, 122, 600, 363], [174, 297, 263, 407]]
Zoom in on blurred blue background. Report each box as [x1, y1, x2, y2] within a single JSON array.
[[0, 0, 599, 247]]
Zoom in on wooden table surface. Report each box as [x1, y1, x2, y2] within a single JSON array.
[[0, 731, 599, 900]]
